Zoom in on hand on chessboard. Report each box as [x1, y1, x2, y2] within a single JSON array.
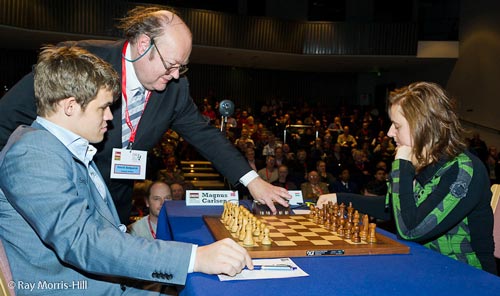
[[194, 238, 254, 276], [316, 193, 338, 209], [247, 177, 292, 214]]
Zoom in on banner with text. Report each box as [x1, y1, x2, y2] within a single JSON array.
[[185, 190, 239, 206]]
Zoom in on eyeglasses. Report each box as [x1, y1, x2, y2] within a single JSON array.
[[151, 39, 189, 75]]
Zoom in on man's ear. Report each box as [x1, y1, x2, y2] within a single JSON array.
[[136, 34, 152, 55], [61, 97, 79, 116]]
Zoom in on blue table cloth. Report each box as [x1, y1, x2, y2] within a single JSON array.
[[160, 201, 500, 296]]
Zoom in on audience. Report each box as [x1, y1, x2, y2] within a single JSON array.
[[300, 171, 329, 202], [171, 183, 186, 200], [157, 155, 185, 185], [272, 164, 298, 190], [316, 160, 336, 192], [331, 168, 360, 194], [258, 155, 279, 183]]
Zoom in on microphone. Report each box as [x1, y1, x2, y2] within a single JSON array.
[[219, 100, 234, 117]]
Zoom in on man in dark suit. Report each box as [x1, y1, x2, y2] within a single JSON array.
[[0, 6, 290, 223]]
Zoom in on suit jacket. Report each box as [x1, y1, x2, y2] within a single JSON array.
[[0, 123, 193, 295], [0, 40, 252, 223]]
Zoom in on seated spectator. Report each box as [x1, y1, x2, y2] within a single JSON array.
[[245, 147, 264, 172], [362, 168, 388, 196], [373, 135, 396, 164], [262, 133, 281, 156], [356, 121, 373, 148], [331, 168, 360, 194], [129, 179, 153, 220], [327, 116, 343, 142], [350, 149, 372, 187], [309, 137, 325, 164], [325, 142, 346, 177], [337, 125, 357, 150], [272, 165, 298, 190], [281, 143, 295, 161], [234, 128, 254, 148], [157, 155, 185, 185], [128, 181, 172, 240], [288, 148, 313, 186], [258, 155, 279, 183], [171, 183, 186, 200], [316, 160, 336, 191], [301, 171, 329, 202], [274, 146, 288, 167]]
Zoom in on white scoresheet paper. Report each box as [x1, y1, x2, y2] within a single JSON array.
[[218, 258, 308, 281]]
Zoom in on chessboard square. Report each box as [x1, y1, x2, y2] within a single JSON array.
[[310, 240, 334, 246], [289, 225, 308, 230], [277, 228, 297, 234], [310, 227, 327, 232], [269, 232, 286, 238], [270, 222, 287, 226], [274, 240, 297, 247], [301, 222, 317, 226], [291, 216, 307, 220], [322, 235, 342, 241], [263, 217, 279, 221], [301, 232, 319, 237], [280, 218, 298, 223], [288, 236, 308, 242]]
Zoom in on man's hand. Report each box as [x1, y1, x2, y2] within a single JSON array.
[[247, 177, 292, 214], [194, 238, 253, 276], [316, 193, 338, 209]]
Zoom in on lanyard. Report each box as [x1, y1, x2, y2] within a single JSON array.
[[147, 215, 157, 239], [122, 41, 152, 148]]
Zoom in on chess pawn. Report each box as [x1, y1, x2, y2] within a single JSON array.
[[330, 219, 337, 233], [259, 223, 266, 241], [337, 224, 344, 237], [368, 223, 377, 243], [309, 204, 316, 219], [239, 218, 248, 241], [230, 215, 238, 233], [324, 213, 331, 229], [344, 222, 352, 239], [261, 227, 272, 245], [352, 225, 361, 243], [253, 220, 261, 237], [243, 222, 255, 246]]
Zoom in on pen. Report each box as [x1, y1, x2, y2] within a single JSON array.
[[249, 264, 297, 271]]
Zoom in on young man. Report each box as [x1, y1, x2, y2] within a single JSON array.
[[129, 181, 172, 240], [0, 6, 290, 223], [0, 46, 252, 295]]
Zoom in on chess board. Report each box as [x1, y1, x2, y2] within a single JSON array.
[[204, 215, 410, 258]]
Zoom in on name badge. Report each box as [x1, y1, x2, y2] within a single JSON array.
[[110, 148, 147, 180], [186, 190, 239, 206]]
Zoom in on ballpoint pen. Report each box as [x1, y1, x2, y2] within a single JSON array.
[[249, 264, 297, 271]]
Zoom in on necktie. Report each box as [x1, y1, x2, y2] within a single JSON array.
[[122, 87, 145, 148]]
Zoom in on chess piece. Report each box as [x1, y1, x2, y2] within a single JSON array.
[[261, 227, 272, 245], [243, 222, 255, 246], [239, 218, 248, 241], [360, 214, 369, 241], [368, 223, 377, 243]]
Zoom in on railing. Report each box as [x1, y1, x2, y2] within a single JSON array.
[[1, 0, 418, 56]]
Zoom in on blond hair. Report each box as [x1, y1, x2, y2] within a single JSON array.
[[34, 46, 119, 117]]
